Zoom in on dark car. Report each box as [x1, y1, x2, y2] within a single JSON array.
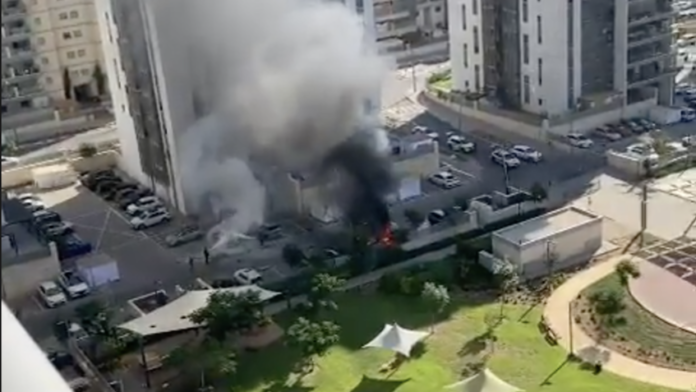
[[104, 183, 138, 200], [95, 180, 122, 197], [81, 170, 118, 190], [118, 188, 153, 209], [257, 223, 283, 242]]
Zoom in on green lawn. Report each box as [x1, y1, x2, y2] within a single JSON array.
[[429, 77, 452, 93], [226, 293, 678, 392], [578, 273, 696, 369]]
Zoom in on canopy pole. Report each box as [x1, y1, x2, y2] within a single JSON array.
[[139, 336, 151, 389]]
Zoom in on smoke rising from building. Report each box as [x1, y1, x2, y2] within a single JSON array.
[[169, 0, 394, 250]]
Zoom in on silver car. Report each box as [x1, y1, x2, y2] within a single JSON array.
[[165, 225, 203, 247]]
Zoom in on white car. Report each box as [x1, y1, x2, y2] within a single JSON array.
[[1, 155, 20, 165], [58, 270, 91, 299], [233, 268, 263, 285], [490, 149, 521, 168], [129, 208, 171, 230], [428, 171, 461, 189], [412, 125, 439, 141], [626, 143, 659, 163], [509, 145, 543, 162], [682, 135, 696, 147], [37, 281, 67, 308], [126, 196, 162, 215], [446, 135, 476, 153], [566, 133, 594, 148], [17, 193, 46, 211]]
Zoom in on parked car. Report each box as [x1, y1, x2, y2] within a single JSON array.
[[427, 209, 447, 225], [626, 143, 659, 163], [608, 123, 632, 137], [17, 193, 46, 212], [126, 196, 162, 215], [55, 235, 93, 260], [95, 180, 123, 197], [81, 170, 118, 190], [257, 223, 284, 242], [33, 209, 62, 225], [37, 281, 68, 308], [118, 188, 153, 209], [682, 135, 696, 147], [57, 270, 90, 299], [233, 268, 263, 285], [129, 207, 171, 230], [637, 118, 656, 131], [446, 135, 476, 153], [490, 149, 521, 168], [104, 183, 138, 201], [412, 125, 439, 141], [41, 221, 74, 237], [428, 171, 461, 189], [165, 225, 203, 247], [593, 126, 623, 141], [566, 133, 594, 148], [509, 145, 543, 162]]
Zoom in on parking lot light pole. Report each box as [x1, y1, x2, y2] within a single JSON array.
[[503, 163, 511, 194]]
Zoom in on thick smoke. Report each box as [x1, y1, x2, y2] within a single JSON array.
[[170, 0, 395, 249]]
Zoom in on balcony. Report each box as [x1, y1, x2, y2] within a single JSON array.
[[3, 66, 40, 82], [4, 47, 34, 62], [1, 2, 27, 21], [627, 28, 675, 48], [627, 50, 674, 68], [374, 1, 413, 23], [628, 10, 677, 26], [1, 25, 31, 41], [627, 67, 679, 89], [1, 85, 44, 102]]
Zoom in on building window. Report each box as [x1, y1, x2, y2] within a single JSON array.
[[472, 0, 478, 15], [62, 32, 72, 40], [473, 27, 480, 54], [69, 10, 79, 19], [73, 29, 83, 38], [81, 68, 90, 76], [523, 75, 530, 103], [67, 51, 75, 59], [113, 59, 121, 88], [522, 0, 528, 23], [474, 65, 481, 92], [461, 5, 466, 30], [45, 77, 53, 84], [41, 57, 49, 65], [33, 17, 41, 25], [523, 34, 529, 64], [71, 70, 79, 78], [538, 58, 543, 85], [77, 49, 86, 57], [37, 37, 45, 45], [59, 12, 68, 20], [463, 44, 469, 68], [538, 98, 543, 106], [537, 16, 542, 43]]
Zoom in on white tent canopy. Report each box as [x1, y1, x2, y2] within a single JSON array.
[[362, 324, 429, 357], [118, 286, 280, 336], [447, 369, 522, 392]]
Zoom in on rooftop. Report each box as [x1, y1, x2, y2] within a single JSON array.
[[495, 206, 601, 246]]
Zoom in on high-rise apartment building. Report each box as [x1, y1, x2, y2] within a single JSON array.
[[2, 0, 105, 127], [95, 0, 383, 214], [449, 0, 676, 117]]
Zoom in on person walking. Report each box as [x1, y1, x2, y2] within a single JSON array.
[[203, 248, 210, 265], [188, 257, 194, 271]]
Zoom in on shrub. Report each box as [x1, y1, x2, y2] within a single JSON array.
[[78, 143, 98, 158]]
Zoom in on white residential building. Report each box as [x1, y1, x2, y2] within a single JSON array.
[[2, 0, 106, 127], [448, 0, 676, 118]]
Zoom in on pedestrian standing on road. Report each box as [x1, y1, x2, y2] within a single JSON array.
[[203, 248, 210, 265], [188, 257, 194, 271]]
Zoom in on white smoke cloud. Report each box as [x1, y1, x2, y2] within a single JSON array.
[[169, 0, 391, 252]]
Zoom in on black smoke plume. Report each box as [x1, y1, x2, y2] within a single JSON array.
[[323, 132, 396, 232]]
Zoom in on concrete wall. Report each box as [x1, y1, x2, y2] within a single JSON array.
[[2, 242, 61, 305], [2, 113, 103, 145], [1, 150, 118, 189], [470, 198, 539, 226], [402, 210, 479, 251], [547, 97, 656, 135], [393, 150, 440, 178]]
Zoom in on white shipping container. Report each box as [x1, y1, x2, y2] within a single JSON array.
[[649, 106, 682, 125]]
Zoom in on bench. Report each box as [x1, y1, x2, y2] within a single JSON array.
[[537, 318, 559, 346]]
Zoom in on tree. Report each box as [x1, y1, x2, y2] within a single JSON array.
[[403, 208, 424, 228], [78, 142, 98, 158], [494, 264, 519, 318], [287, 317, 340, 370], [615, 259, 640, 287], [188, 291, 264, 341], [75, 300, 114, 339], [166, 338, 237, 389], [529, 182, 548, 202], [62, 68, 72, 100], [307, 273, 345, 315], [421, 282, 450, 331], [92, 63, 106, 96]]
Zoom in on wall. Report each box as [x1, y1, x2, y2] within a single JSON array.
[[547, 97, 656, 135], [2, 242, 60, 305], [1, 150, 118, 188], [3, 113, 102, 144], [393, 150, 440, 178], [606, 150, 646, 178], [469, 193, 539, 226], [448, 0, 484, 92], [402, 210, 479, 251]]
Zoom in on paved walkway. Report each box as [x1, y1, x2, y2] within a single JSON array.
[[544, 257, 696, 391]]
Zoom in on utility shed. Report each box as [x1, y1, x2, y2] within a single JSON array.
[[490, 206, 603, 279]]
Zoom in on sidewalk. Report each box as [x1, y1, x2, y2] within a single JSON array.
[[543, 257, 696, 391]]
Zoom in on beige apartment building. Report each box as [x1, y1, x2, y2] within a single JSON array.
[[2, 0, 105, 127]]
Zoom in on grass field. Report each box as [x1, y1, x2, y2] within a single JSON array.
[[576, 273, 696, 371], [227, 293, 679, 392]]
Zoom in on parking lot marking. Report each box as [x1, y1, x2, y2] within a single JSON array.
[[94, 209, 112, 251], [442, 162, 476, 179], [106, 236, 149, 252], [31, 295, 45, 311], [70, 223, 143, 238]]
